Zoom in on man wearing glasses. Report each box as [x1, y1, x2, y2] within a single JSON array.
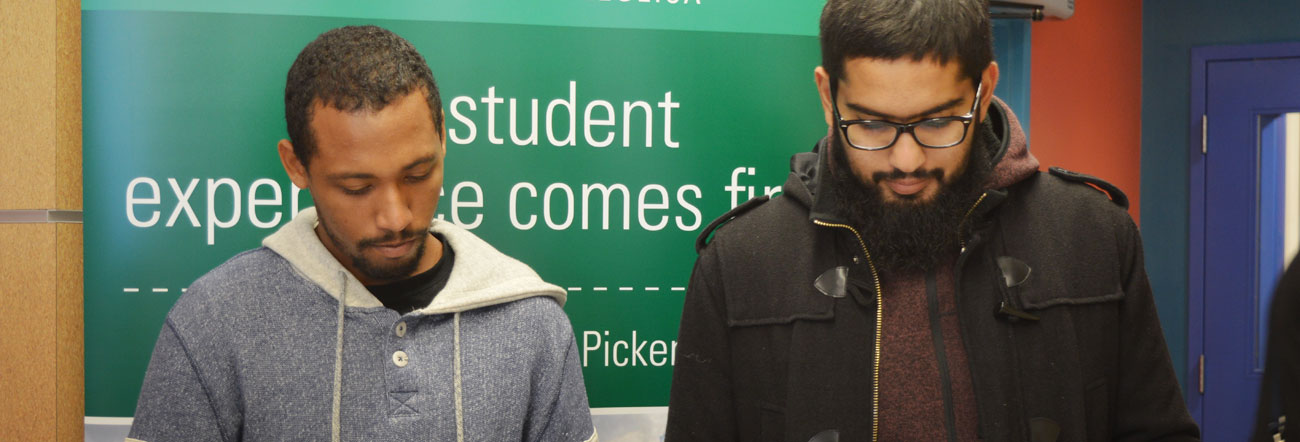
[[665, 0, 1199, 441]]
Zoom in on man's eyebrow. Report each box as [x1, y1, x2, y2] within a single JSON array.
[[326, 154, 438, 180], [402, 154, 437, 171], [843, 97, 965, 122], [327, 171, 375, 180]]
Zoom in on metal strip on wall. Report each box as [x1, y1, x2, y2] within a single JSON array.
[[0, 210, 84, 223]]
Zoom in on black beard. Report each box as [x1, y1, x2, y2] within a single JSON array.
[[317, 206, 428, 283], [349, 230, 427, 282], [826, 121, 995, 274]]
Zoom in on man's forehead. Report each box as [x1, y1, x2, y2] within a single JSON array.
[[838, 55, 968, 87], [836, 56, 972, 118]]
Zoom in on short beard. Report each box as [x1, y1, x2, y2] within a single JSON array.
[[317, 207, 428, 283], [826, 122, 994, 274]]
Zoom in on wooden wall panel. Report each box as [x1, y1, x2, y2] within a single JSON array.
[[0, 224, 58, 440], [56, 0, 85, 437], [1, 0, 86, 440], [57, 0, 82, 211], [57, 223, 84, 441], [0, 2, 56, 210]]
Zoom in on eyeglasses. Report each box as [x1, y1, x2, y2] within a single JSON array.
[[832, 82, 983, 151]]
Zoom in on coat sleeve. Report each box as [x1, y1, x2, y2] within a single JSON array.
[[127, 320, 228, 442], [1112, 218, 1201, 442], [1252, 257, 1300, 441], [665, 249, 737, 442], [530, 314, 597, 442]]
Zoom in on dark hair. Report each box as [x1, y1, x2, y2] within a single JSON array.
[[820, 0, 992, 87], [284, 25, 442, 167]]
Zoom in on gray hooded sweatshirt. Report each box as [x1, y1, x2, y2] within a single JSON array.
[[129, 208, 597, 442]]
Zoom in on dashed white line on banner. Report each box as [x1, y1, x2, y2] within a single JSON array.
[[123, 288, 187, 293], [564, 286, 686, 293]]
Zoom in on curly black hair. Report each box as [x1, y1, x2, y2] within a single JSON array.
[[284, 25, 443, 167]]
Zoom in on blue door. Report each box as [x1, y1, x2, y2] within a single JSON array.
[[1191, 43, 1300, 441]]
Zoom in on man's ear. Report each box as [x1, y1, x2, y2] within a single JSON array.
[[439, 113, 449, 159], [277, 139, 310, 190], [814, 66, 835, 128], [978, 61, 1001, 121]]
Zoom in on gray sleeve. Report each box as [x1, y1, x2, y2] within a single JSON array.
[[530, 322, 597, 442], [128, 320, 229, 442]]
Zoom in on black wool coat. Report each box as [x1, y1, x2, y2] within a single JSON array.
[[666, 103, 1199, 442]]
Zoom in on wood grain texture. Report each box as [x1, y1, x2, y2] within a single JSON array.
[[56, 223, 84, 441], [0, 224, 58, 439], [0, 2, 86, 440], [0, 1, 56, 210], [56, 0, 82, 211], [56, 1, 85, 438]]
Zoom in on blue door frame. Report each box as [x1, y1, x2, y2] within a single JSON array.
[[1188, 41, 1300, 438]]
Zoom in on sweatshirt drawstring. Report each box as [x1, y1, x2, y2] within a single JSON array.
[[328, 277, 461, 442], [454, 312, 464, 442], [332, 273, 347, 442]]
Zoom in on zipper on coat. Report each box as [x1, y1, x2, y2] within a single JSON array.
[[812, 219, 882, 442], [926, 270, 960, 442], [957, 193, 989, 254], [951, 191, 992, 440]]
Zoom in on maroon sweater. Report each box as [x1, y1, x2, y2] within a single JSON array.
[[877, 98, 1039, 440], [878, 264, 979, 440]]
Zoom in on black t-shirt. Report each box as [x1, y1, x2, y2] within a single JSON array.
[[365, 233, 454, 315]]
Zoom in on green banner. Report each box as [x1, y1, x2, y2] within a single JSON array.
[[83, 4, 1030, 440], [84, 8, 822, 418], [82, 0, 821, 36]]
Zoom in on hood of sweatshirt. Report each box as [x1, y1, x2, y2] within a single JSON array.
[[262, 207, 566, 313], [262, 207, 572, 442]]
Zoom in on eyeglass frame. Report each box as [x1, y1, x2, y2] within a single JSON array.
[[830, 80, 984, 151]]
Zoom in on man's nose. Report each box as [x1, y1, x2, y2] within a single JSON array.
[[888, 132, 927, 174], [374, 186, 413, 233]]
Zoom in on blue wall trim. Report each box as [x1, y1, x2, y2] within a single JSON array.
[[993, 19, 1032, 138]]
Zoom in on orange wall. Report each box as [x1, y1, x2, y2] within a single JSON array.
[[1030, 0, 1143, 223]]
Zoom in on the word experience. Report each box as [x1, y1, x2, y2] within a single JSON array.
[[448, 81, 681, 149], [126, 177, 308, 245]]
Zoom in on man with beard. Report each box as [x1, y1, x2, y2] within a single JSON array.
[[665, 1, 1199, 441], [129, 26, 596, 442]]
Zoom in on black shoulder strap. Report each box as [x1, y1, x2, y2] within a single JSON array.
[[695, 195, 770, 254], [1047, 167, 1129, 209]]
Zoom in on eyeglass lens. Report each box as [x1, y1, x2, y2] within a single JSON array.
[[846, 119, 967, 149]]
